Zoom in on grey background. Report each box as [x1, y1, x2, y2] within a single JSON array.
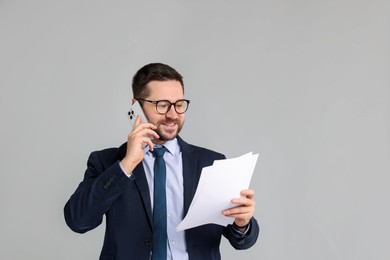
[[1, 0, 389, 259]]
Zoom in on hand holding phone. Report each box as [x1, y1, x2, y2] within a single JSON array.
[[121, 102, 158, 173]]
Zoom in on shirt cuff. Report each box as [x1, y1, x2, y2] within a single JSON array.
[[119, 161, 132, 177], [231, 223, 251, 236]]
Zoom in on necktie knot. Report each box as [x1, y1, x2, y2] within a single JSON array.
[[152, 147, 167, 158]]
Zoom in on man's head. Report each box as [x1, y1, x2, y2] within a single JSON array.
[[132, 63, 184, 100], [132, 63, 188, 144]]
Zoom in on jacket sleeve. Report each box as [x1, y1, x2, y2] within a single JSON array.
[[223, 217, 260, 250], [64, 151, 132, 233]]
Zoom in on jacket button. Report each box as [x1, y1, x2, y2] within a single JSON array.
[[144, 240, 152, 246]]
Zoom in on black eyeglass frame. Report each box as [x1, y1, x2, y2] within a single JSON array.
[[137, 99, 190, 115]]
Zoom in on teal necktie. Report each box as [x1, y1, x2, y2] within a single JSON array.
[[152, 147, 167, 260]]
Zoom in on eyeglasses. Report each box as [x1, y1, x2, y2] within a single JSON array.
[[138, 99, 190, 115]]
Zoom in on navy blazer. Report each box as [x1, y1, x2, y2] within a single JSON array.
[[64, 136, 259, 260]]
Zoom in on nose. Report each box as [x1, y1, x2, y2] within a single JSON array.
[[165, 104, 179, 118]]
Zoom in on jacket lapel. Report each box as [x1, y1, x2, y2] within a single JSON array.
[[133, 163, 153, 228], [177, 136, 200, 217]]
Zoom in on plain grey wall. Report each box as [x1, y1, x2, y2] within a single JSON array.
[[1, 0, 389, 259]]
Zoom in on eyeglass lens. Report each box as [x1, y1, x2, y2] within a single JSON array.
[[156, 100, 189, 114]]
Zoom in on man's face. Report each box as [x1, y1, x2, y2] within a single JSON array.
[[142, 80, 185, 144]]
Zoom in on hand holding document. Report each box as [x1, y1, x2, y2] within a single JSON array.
[[176, 152, 259, 231]]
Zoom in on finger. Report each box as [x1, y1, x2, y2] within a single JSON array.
[[131, 126, 159, 140], [137, 128, 160, 140], [132, 122, 157, 134], [133, 115, 142, 128], [231, 197, 255, 206], [223, 206, 250, 215], [241, 189, 255, 199], [129, 131, 160, 150], [224, 212, 252, 220], [144, 137, 155, 151], [222, 207, 253, 219]]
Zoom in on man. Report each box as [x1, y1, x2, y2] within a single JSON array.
[[64, 63, 260, 260]]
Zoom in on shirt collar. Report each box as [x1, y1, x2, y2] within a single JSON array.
[[144, 138, 180, 156]]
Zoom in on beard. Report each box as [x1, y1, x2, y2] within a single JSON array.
[[154, 119, 184, 141]]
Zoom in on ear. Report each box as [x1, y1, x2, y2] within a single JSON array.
[[131, 98, 136, 105]]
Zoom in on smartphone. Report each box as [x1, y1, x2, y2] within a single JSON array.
[[128, 101, 148, 128]]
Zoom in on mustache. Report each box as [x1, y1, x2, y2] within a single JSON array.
[[157, 119, 181, 125]]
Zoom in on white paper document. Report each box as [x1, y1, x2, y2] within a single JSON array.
[[176, 152, 259, 231]]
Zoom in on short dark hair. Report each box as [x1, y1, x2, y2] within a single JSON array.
[[132, 63, 184, 99]]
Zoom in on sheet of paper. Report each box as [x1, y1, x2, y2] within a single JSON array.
[[176, 152, 259, 231]]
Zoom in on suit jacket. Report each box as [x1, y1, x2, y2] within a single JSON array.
[[64, 136, 259, 260]]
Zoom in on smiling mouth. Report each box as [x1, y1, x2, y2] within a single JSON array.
[[163, 122, 177, 128]]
